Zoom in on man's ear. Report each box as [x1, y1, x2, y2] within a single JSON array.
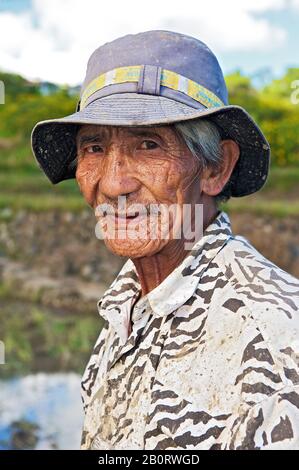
[[200, 140, 240, 196]]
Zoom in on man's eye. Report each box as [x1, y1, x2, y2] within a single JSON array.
[[86, 144, 103, 154], [139, 140, 159, 150]]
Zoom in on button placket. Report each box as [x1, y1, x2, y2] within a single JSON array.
[[107, 298, 151, 371]]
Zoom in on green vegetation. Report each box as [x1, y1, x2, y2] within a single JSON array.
[[226, 69, 299, 168], [260, 166, 299, 191], [0, 296, 102, 378], [223, 199, 299, 218], [0, 193, 85, 212]]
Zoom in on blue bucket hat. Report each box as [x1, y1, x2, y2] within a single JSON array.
[[31, 30, 270, 197]]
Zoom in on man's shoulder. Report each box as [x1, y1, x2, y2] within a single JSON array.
[[219, 233, 299, 292], [217, 234, 299, 384]]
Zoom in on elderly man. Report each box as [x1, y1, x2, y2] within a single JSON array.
[[31, 30, 299, 450]]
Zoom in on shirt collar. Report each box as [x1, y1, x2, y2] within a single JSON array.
[[97, 210, 233, 338]]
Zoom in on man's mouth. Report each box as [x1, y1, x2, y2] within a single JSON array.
[[102, 210, 148, 224], [115, 212, 141, 219], [96, 205, 163, 227]]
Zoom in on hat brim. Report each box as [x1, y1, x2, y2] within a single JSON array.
[[31, 93, 270, 197]]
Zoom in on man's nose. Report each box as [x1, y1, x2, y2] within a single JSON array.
[[99, 146, 140, 199]]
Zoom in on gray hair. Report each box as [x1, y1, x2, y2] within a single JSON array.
[[173, 119, 234, 204]]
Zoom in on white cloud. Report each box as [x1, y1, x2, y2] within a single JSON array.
[[0, 0, 294, 84]]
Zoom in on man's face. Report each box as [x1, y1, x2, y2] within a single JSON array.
[[76, 124, 202, 258]]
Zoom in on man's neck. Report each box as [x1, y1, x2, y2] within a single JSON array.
[[131, 206, 219, 297]]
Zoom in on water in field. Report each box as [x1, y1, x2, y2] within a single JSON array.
[[0, 373, 84, 450]]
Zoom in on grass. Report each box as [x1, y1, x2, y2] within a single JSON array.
[[0, 278, 102, 379], [260, 166, 299, 192], [0, 193, 85, 212], [222, 199, 299, 217], [0, 172, 81, 194], [0, 295, 103, 378], [0, 141, 86, 211]]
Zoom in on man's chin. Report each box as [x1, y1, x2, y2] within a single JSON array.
[[103, 238, 166, 259]]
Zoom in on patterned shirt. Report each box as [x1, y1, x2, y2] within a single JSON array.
[[81, 210, 299, 450]]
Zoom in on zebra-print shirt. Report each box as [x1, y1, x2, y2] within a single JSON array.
[[80, 210, 299, 450]]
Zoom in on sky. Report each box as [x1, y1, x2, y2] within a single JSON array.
[[0, 0, 298, 85]]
